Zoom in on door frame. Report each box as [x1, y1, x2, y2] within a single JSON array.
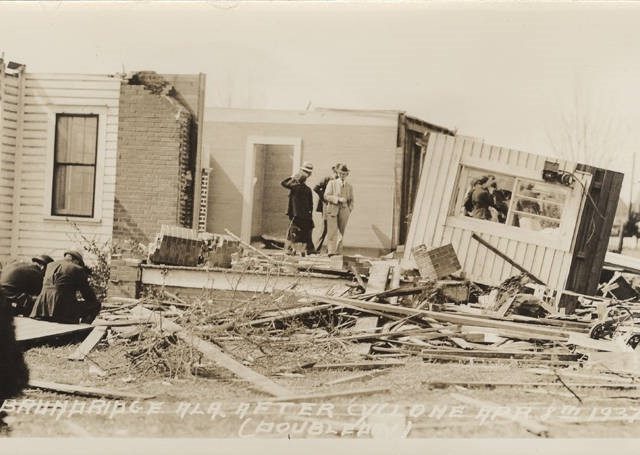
[[240, 136, 302, 243]]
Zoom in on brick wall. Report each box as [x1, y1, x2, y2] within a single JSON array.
[[113, 80, 195, 248]]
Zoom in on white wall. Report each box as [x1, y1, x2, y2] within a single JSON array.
[[0, 71, 121, 264]]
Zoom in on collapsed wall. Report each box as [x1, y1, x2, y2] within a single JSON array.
[[113, 72, 196, 249]]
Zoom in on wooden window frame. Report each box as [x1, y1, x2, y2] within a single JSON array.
[[446, 163, 587, 252], [43, 105, 108, 223], [51, 113, 99, 218]]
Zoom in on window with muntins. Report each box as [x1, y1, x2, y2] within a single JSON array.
[[451, 166, 569, 233], [52, 114, 98, 217]]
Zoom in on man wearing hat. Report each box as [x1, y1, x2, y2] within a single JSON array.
[[281, 163, 315, 255], [313, 163, 341, 253], [323, 163, 355, 256], [30, 250, 100, 324], [0, 254, 54, 316]]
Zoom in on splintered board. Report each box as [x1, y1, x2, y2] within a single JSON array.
[[14, 317, 92, 344], [366, 261, 392, 294]]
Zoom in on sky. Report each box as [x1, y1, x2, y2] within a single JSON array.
[[1, 1, 639, 200]]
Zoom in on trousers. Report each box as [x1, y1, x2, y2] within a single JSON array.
[[327, 207, 351, 255]]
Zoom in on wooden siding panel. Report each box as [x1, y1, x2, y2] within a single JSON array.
[[1, 73, 121, 262], [404, 133, 580, 290]]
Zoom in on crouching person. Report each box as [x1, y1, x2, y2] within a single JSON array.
[[29, 251, 101, 324], [0, 254, 54, 317], [0, 288, 29, 430]]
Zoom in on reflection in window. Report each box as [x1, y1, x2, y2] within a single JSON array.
[[452, 166, 568, 233]]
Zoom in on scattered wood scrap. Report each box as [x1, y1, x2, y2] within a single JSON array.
[[28, 380, 155, 400], [68, 326, 107, 361], [132, 306, 292, 397]]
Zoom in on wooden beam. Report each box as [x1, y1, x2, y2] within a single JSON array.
[[325, 369, 392, 386], [267, 386, 389, 403], [68, 326, 107, 361], [311, 360, 405, 370], [349, 265, 367, 290], [312, 295, 574, 339], [133, 306, 292, 397], [471, 233, 545, 285], [436, 380, 640, 390], [366, 261, 392, 294], [28, 380, 155, 400], [238, 303, 334, 327]]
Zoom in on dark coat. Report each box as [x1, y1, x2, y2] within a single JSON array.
[[281, 176, 314, 222], [313, 175, 334, 213], [0, 261, 44, 301], [0, 288, 29, 404], [29, 259, 99, 324], [471, 187, 492, 220]]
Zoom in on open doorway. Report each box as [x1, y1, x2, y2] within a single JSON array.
[[240, 137, 302, 243]]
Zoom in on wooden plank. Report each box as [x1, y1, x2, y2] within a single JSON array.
[[28, 380, 155, 400], [311, 360, 406, 370], [450, 393, 548, 437], [68, 326, 107, 361], [349, 265, 367, 290], [438, 380, 640, 390], [471, 233, 545, 285], [527, 367, 634, 384], [14, 317, 93, 343], [419, 348, 580, 361], [267, 386, 390, 403], [388, 265, 402, 304], [325, 369, 392, 386], [132, 306, 292, 397], [366, 261, 391, 294], [239, 304, 334, 327], [313, 295, 574, 339]]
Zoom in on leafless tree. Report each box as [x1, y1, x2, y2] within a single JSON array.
[[545, 87, 630, 170]]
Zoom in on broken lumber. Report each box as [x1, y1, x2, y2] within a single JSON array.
[[471, 233, 545, 285], [419, 348, 580, 361], [527, 367, 635, 384], [68, 326, 107, 361], [366, 261, 392, 294], [434, 380, 640, 390], [224, 229, 282, 266], [450, 393, 548, 437], [268, 386, 390, 403], [238, 303, 334, 327], [27, 380, 155, 400], [132, 306, 292, 397], [311, 360, 406, 370], [325, 369, 392, 386], [349, 265, 367, 290], [312, 295, 574, 339]]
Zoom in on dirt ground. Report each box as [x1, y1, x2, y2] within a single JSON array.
[[4, 342, 640, 439], [5, 286, 640, 439]]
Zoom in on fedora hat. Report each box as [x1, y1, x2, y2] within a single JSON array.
[[300, 161, 314, 174], [337, 164, 350, 173], [32, 254, 54, 266], [64, 250, 85, 266]]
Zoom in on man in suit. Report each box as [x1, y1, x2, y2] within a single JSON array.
[[0, 254, 54, 316], [313, 163, 340, 252], [29, 251, 100, 324], [324, 164, 355, 256]]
